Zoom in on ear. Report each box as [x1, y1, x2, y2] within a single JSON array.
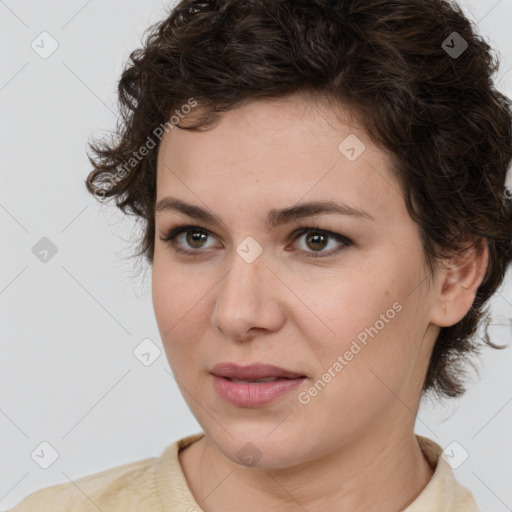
[[429, 237, 489, 328]]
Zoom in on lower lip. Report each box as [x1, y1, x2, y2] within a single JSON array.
[[212, 375, 306, 407]]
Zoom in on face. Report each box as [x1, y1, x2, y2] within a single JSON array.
[[152, 94, 441, 469]]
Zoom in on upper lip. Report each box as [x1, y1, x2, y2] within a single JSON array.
[[210, 363, 306, 380]]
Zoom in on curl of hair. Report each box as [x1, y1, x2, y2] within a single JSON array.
[[86, 0, 512, 400]]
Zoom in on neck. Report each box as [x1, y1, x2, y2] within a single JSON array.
[[179, 420, 434, 512]]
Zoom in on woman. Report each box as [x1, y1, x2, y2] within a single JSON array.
[[10, 0, 512, 510]]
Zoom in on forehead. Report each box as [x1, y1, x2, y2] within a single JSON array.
[[155, 96, 404, 227]]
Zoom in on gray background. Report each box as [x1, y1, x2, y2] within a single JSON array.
[[1, 0, 511, 510]]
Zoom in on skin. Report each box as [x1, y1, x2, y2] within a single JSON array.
[[151, 93, 488, 512]]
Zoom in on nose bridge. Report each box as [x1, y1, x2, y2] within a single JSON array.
[[211, 248, 283, 339]]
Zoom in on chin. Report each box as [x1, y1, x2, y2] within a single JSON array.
[[207, 425, 306, 469]]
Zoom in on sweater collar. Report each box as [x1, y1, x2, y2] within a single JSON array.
[[155, 432, 480, 511]]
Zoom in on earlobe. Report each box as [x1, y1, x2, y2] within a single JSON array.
[[430, 238, 489, 328]]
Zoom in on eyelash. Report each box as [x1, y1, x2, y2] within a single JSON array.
[[158, 223, 353, 259]]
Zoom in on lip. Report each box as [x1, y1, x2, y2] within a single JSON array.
[[210, 363, 307, 408], [210, 362, 306, 380]]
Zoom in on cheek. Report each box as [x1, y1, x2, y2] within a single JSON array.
[[300, 277, 395, 351], [151, 260, 210, 365], [329, 305, 427, 414], [152, 250, 193, 315], [152, 263, 174, 330], [152, 258, 190, 343], [306, 278, 415, 387], [303, 314, 412, 422]]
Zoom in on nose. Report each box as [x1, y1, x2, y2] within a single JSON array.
[[210, 252, 285, 342]]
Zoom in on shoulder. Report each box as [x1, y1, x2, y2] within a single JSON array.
[[8, 454, 161, 512]]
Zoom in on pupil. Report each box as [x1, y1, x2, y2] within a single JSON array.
[[187, 230, 206, 248], [307, 232, 327, 251]]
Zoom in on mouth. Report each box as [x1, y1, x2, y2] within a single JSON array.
[[209, 363, 307, 407], [210, 362, 307, 381]]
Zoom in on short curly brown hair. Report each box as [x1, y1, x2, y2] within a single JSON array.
[[85, 0, 512, 400]]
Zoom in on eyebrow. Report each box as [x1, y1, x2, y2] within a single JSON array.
[[155, 197, 375, 227]]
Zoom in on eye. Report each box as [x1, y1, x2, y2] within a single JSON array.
[[159, 225, 219, 255], [158, 223, 353, 258], [289, 225, 352, 258]]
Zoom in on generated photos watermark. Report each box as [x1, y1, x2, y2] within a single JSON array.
[[297, 301, 403, 405]]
